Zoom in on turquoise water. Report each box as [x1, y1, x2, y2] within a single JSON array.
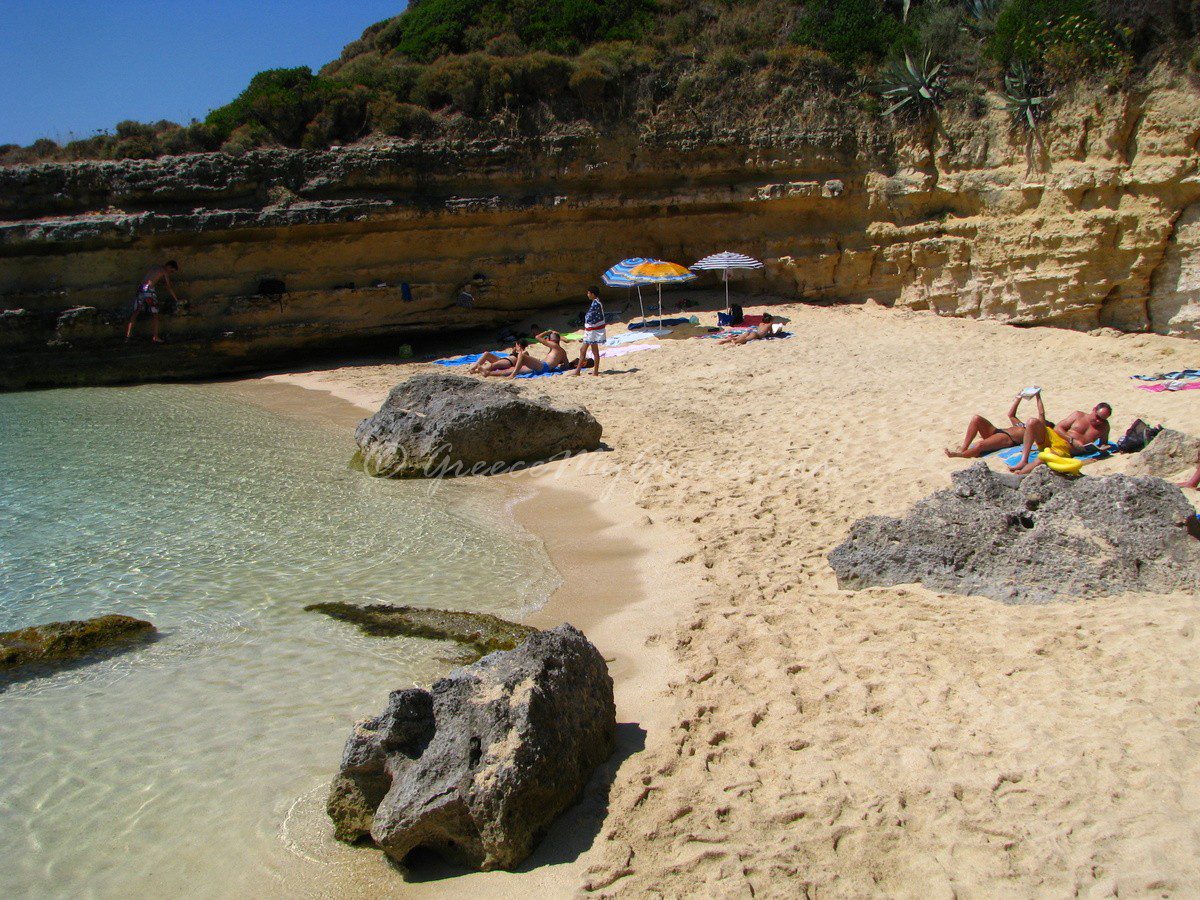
[[0, 383, 556, 898]]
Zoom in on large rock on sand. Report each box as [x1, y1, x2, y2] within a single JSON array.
[[828, 463, 1200, 603], [1128, 428, 1200, 479], [355, 373, 602, 477], [1, 614, 155, 674], [328, 624, 615, 871]]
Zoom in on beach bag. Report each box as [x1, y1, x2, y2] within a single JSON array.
[[718, 304, 744, 327], [1116, 418, 1162, 454]]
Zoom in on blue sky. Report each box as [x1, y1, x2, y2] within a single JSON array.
[[0, 1, 406, 146]]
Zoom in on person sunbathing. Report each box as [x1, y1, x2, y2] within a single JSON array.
[[1009, 402, 1112, 475], [946, 391, 1045, 458], [718, 313, 776, 345], [468, 339, 525, 376], [507, 330, 572, 377], [1179, 463, 1200, 490]]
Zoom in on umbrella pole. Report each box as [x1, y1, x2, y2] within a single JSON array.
[[725, 270, 731, 315], [658, 284, 664, 328], [637, 285, 646, 324]]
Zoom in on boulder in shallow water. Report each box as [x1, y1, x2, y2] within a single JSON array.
[[828, 463, 1200, 603], [0, 614, 156, 674], [354, 373, 602, 477], [328, 624, 615, 871]]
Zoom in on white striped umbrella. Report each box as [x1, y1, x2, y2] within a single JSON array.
[[690, 252, 765, 313]]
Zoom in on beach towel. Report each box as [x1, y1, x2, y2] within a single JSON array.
[[991, 443, 1115, 467], [605, 331, 653, 347], [1130, 368, 1200, 382], [435, 351, 493, 366], [599, 343, 661, 359], [629, 317, 694, 330], [697, 329, 794, 341], [1136, 380, 1200, 393], [507, 343, 661, 377]]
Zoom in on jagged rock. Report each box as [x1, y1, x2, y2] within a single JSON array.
[[354, 373, 602, 478], [1129, 428, 1200, 479], [828, 463, 1200, 604], [305, 602, 535, 658], [0, 614, 156, 674], [328, 624, 615, 871]]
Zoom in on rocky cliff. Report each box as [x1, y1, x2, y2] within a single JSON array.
[[2, 65, 1197, 389]]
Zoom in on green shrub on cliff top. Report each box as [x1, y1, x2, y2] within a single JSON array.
[[373, 0, 655, 60], [792, 0, 914, 67], [988, 0, 1123, 71], [204, 67, 331, 144]]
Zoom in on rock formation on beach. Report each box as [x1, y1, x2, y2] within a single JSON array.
[[2, 62, 1199, 389], [829, 463, 1200, 604], [0, 614, 156, 675], [354, 372, 602, 477], [305, 601, 535, 658], [1129, 428, 1200, 480], [327, 623, 615, 872]]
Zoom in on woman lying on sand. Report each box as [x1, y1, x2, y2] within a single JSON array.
[[718, 313, 776, 345], [506, 330, 572, 377], [946, 391, 1045, 458], [1180, 463, 1200, 489], [467, 339, 527, 376]]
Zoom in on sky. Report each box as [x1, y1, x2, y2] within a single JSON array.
[[0, 1, 406, 146]]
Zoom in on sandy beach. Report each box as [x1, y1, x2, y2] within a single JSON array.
[[264, 292, 1200, 897]]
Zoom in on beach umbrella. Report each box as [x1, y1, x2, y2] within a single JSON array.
[[602, 257, 660, 322], [690, 251, 765, 314], [627, 261, 698, 333]]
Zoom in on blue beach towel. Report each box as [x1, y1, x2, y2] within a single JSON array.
[[435, 352, 492, 367], [1130, 368, 1200, 382], [990, 442, 1116, 467]]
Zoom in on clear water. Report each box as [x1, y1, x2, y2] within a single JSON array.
[[0, 383, 556, 898]]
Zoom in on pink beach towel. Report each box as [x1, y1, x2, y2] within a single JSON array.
[[1136, 381, 1200, 393]]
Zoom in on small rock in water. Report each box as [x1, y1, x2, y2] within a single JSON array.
[[327, 624, 616, 871], [305, 602, 535, 659], [0, 614, 156, 675]]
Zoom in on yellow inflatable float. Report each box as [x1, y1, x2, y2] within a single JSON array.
[[1037, 449, 1084, 476]]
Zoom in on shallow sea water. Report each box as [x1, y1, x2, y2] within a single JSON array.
[[0, 383, 556, 898]]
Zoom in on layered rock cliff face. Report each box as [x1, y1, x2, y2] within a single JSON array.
[[2, 67, 1197, 389]]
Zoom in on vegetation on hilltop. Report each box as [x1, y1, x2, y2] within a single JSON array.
[[3, 0, 1198, 165]]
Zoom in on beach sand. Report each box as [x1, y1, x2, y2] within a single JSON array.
[[264, 294, 1200, 897]]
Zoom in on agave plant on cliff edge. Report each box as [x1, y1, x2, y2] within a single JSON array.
[[880, 49, 947, 116], [1003, 62, 1053, 130]]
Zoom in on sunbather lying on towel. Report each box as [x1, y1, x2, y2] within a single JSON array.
[[1009, 402, 1112, 475], [468, 339, 526, 376], [945, 391, 1045, 458], [1179, 463, 1200, 490], [718, 313, 777, 345], [506, 330, 573, 377]]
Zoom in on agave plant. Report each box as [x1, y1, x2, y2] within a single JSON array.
[[1003, 63, 1052, 129], [880, 50, 946, 116], [961, 0, 1002, 36]]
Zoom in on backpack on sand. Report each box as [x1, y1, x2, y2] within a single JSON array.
[[1116, 418, 1162, 454]]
